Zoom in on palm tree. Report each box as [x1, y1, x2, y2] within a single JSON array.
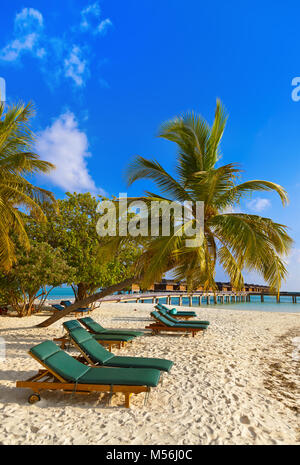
[[37, 99, 292, 327], [0, 101, 55, 270], [123, 99, 292, 292]]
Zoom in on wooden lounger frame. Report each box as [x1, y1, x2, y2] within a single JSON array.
[[16, 352, 150, 408]]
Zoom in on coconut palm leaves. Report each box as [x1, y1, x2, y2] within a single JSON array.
[[121, 99, 292, 293], [0, 101, 55, 270]]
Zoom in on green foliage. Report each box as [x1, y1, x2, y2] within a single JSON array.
[[0, 100, 55, 271], [26, 192, 141, 301], [0, 242, 74, 316]]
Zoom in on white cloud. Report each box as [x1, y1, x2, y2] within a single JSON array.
[[97, 18, 112, 35], [80, 2, 112, 35], [247, 197, 271, 212], [36, 112, 104, 194], [80, 2, 101, 30], [0, 6, 112, 88], [15, 7, 44, 31], [64, 46, 88, 87], [0, 8, 44, 62]]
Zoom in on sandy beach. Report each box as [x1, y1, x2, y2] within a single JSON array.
[[0, 302, 299, 445]]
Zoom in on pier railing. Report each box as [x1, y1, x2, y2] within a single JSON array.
[[99, 290, 299, 305]]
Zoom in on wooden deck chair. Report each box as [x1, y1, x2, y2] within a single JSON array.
[[156, 303, 197, 320], [145, 312, 207, 337], [54, 320, 136, 352], [67, 327, 174, 372], [16, 340, 161, 408], [157, 307, 210, 326], [60, 300, 91, 315], [51, 304, 88, 318]]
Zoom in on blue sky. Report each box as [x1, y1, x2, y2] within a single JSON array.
[[1, 1, 300, 290]]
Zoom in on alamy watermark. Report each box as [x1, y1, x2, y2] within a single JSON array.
[[0, 77, 6, 103], [291, 77, 300, 102], [0, 337, 6, 362], [96, 194, 204, 247]]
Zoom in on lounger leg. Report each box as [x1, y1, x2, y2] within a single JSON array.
[[125, 392, 132, 408]]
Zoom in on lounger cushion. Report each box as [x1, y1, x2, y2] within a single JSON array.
[[80, 317, 103, 333], [161, 311, 210, 326], [107, 356, 173, 372], [151, 311, 207, 329], [80, 366, 161, 387], [63, 320, 82, 331], [70, 328, 173, 372], [174, 311, 197, 316], [30, 340, 61, 361], [80, 317, 143, 337], [52, 304, 65, 311], [151, 312, 175, 326], [30, 341, 90, 381], [169, 308, 177, 314], [71, 329, 114, 364], [92, 333, 134, 342]]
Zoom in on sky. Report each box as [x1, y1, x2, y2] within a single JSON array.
[[0, 1, 300, 290]]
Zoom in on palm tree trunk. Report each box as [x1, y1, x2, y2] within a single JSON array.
[[35, 277, 137, 327]]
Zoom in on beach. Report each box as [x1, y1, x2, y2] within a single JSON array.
[[0, 302, 299, 445]]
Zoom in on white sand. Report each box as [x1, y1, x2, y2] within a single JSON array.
[[0, 302, 299, 445]]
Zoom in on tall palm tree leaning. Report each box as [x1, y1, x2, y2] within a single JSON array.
[[0, 100, 56, 270], [37, 99, 293, 327]]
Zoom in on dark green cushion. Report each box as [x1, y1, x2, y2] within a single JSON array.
[[92, 333, 134, 342], [107, 356, 173, 373], [80, 366, 161, 387], [52, 304, 64, 311], [30, 340, 161, 386], [46, 350, 90, 381], [70, 327, 93, 344], [63, 320, 82, 331], [81, 339, 114, 363], [175, 311, 197, 316], [151, 311, 175, 327], [174, 322, 207, 329], [80, 317, 104, 333], [80, 317, 142, 337], [31, 341, 90, 381], [30, 340, 60, 361], [162, 312, 210, 326], [71, 328, 173, 372], [169, 308, 177, 315]]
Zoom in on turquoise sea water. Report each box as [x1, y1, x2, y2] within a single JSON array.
[[47, 287, 300, 313]]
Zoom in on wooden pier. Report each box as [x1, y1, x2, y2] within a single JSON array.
[[99, 290, 300, 306]]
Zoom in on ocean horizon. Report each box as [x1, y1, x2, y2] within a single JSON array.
[[45, 286, 300, 313]]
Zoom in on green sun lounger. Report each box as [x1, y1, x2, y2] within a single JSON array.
[[54, 320, 136, 352], [156, 303, 197, 318], [63, 320, 135, 342], [16, 340, 161, 407], [60, 300, 90, 313], [69, 327, 173, 372], [146, 311, 207, 337], [79, 316, 143, 338], [52, 303, 89, 316], [158, 307, 210, 326]]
